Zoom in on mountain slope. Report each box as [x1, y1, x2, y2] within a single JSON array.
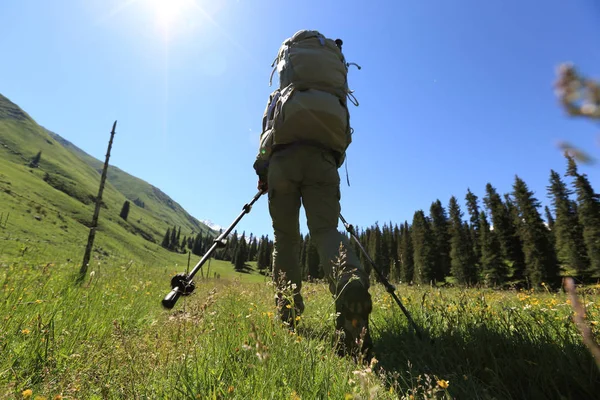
[[0, 93, 215, 264], [44, 128, 212, 236]]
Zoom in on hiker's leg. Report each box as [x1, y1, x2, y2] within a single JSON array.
[[300, 147, 369, 296], [267, 149, 304, 312]]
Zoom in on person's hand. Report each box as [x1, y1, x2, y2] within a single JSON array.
[[258, 179, 268, 193]]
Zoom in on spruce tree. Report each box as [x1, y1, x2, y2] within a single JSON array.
[[448, 196, 477, 285], [565, 154, 600, 279], [512, 175, 560, 288], [224, 231, 239, 261], [429, 200, 451, 282], [411, 210, 436, 284], [234, 232, 248, 271], [249, 236, 259, 261], [380, 223, 392, 278], [257, 236, 269, 271], [192, 233, 203, 256], [119, 200, 130, 221], [465, 188, 482, 265], [29, 150, 42, 168], [367, 223, 383, 279], [483, 183, 526, 284], [479, 211, 507, 286], [391, 224, 402, 281], [547, 169, 589, 278], [162, 228, 171, 249], [170, 225, 178, 251], [299, 234, 309, 280], [306, 236, 321, 280], [399, 221, 414, 283], [544, 206, 555, 231]]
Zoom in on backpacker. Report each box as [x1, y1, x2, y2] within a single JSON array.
[[253, 30, 360, 177]]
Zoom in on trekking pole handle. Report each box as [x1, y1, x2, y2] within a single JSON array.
[[162, 288, 181, 309]]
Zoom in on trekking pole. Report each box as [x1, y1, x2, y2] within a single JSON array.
[[161, 190, 265, 309], [339, 213, 427, 341]]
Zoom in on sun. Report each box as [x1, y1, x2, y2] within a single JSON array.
[[150, 0, 193, 32]]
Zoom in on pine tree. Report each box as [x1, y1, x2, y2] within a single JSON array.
[[368, 223, 383, 280], [380, 223, 392, 278], [119, 200, 130, 221], [429, 200, 451, 282], [192, 233, 203, 256], [234, 232, 248, 271], [29, 150, 42, 168], [483, 183, 526, 284], [544, 206, 555, 231], [257, 236, 269, 271], [479, 210, 507, 286], [181, 236, 187, 252], [249, 236, 259, 261], [307, 236, 321, 280], [162, 228, 171, 249], [399, 221, 414, 283], [565, 154, 600, 279], [547, 169, 589, 278], [170, 225, 178, 251], [411, 210, 436, 284], [465, 188, 482, 269], [391, 224, 402, 281], [223, 231, 239, 261], [448, 196, 477, 285], [512, 175, 560, 288]]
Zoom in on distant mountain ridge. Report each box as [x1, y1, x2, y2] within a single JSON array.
[[43, 128, 212, 236], [0, 93, 216, 253]]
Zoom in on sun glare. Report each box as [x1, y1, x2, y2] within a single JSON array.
[[151, 0, 192, 32]]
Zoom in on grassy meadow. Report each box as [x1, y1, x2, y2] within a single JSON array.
[[2, 245, 599, 399]]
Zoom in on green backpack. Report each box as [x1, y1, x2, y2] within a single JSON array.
[[253, 30, 360, 178]]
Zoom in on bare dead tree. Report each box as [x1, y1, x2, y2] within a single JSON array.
[[79, 121, 117, 282]]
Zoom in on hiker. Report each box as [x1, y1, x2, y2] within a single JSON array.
[[253, 30, 373, 358]]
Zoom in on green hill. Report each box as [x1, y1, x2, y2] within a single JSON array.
[[0, 93, 216, 266]]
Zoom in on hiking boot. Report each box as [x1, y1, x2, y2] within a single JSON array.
[[334, 279, 373, 361], [275, 293, 305, 330]]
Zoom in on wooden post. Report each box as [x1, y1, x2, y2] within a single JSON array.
[[79, 121, 117, 281]]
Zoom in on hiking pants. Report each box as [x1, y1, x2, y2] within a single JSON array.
[[267, 144, 370, 297]]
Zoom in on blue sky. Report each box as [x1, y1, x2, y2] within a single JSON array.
[[2, 0, 600, 239]]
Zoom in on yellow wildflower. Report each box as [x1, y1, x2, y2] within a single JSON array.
[[227, 386, 234, 393], [21, 329, 31, 335], [22, 389, 33, 398], [437, 379, 450, 389]]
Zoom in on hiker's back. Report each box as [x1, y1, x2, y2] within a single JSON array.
[[254, 30, 359, 175]]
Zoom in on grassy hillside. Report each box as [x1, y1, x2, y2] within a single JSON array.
[[0, 93, 219, 268]]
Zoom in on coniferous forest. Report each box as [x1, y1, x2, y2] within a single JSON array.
[[159, 152, 599, 290]]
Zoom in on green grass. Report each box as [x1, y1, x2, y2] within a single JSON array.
[[2, 254, 599, 399]]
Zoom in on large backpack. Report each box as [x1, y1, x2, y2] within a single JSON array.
[[253, 30, 359, 177]]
